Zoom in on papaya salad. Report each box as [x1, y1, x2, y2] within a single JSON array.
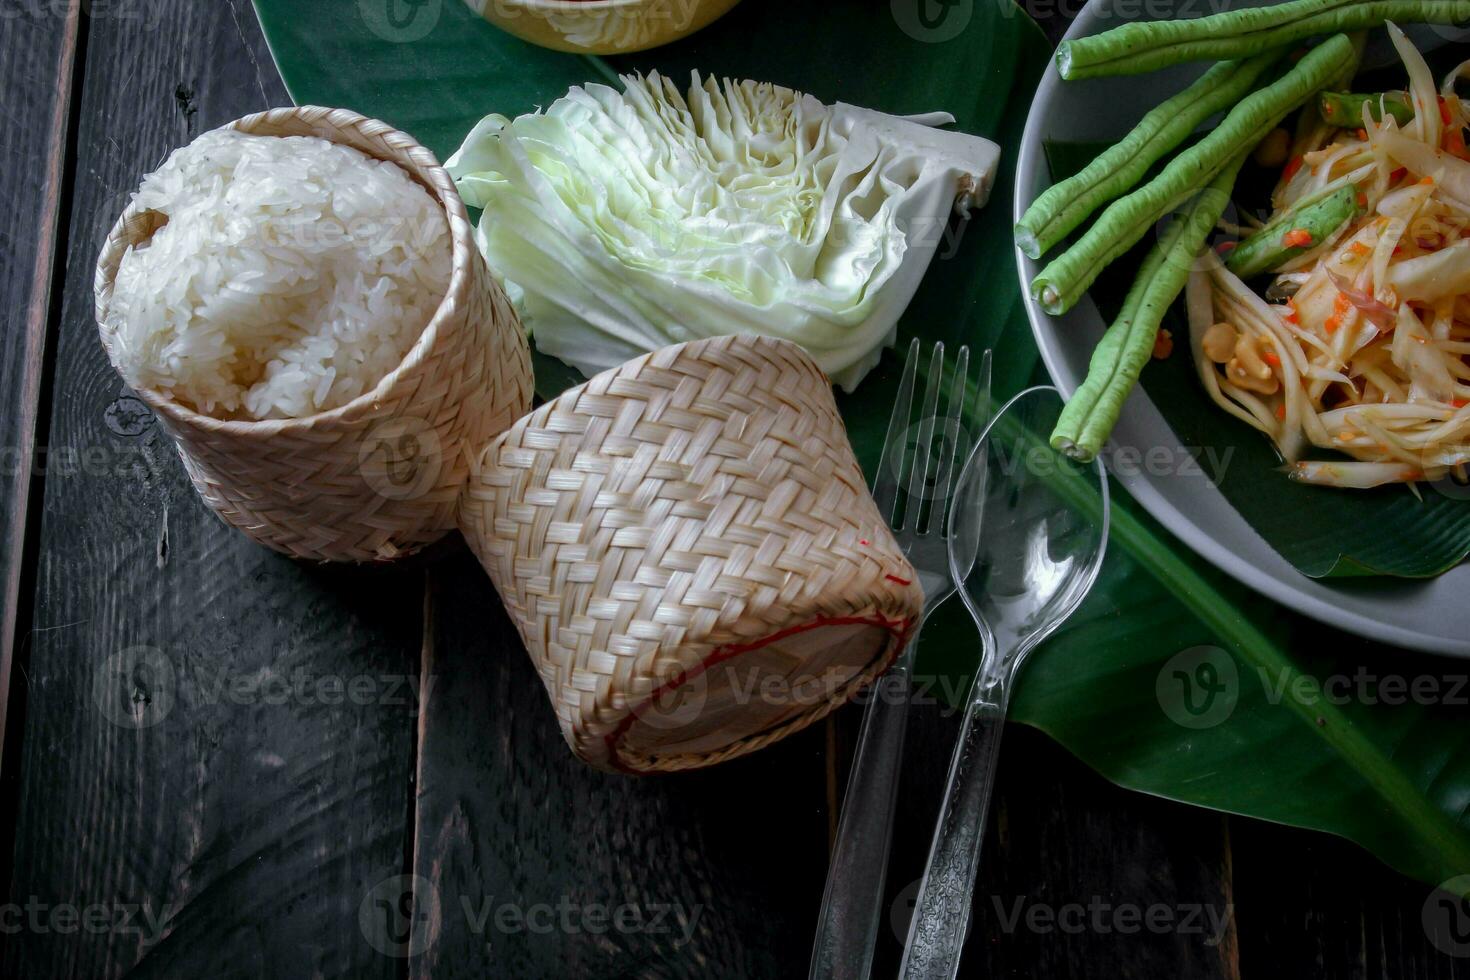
[[1192, 28, 1470, 489], [1018, 0, 1470, 491]]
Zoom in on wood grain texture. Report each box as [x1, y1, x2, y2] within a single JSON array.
[[3, 3, 423, 977], [407, 550, 833, 978], [0, 0, 80, 778], [847, 690, 1237, 980], [1229, 816, 1466, 980], [848, 681, 1463, 979], [1, 3, 1465, 979]]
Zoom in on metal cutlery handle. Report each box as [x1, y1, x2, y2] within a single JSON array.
[[899, 676, 1010, 980], [809, 633, 922, 980]]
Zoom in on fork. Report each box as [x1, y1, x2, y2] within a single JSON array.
[[809, 339, 991, 980]]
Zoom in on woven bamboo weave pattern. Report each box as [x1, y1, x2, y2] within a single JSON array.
[[460, 334, 923, 772], [94, 106, 532, 562]]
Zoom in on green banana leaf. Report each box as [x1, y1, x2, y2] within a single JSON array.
[[1145, 336, 1470, 577], [253, 0, 1470, 888], [1044, 137, 1470, 579]]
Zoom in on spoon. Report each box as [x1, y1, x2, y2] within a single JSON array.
[[899, 386, 1110, 979]]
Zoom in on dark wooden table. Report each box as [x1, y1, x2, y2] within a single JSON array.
[[0, 2, 1460, 977]]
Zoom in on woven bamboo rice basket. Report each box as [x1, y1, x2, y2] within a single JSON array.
[[94, 106, 532, 562], [459, 334, 924, 773]]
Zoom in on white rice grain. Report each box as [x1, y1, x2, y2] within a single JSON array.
[[103, 129, 451, 420]]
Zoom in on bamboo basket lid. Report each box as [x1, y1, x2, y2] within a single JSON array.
[[459, 334, 923, 772], [93, 106, 532, 562]]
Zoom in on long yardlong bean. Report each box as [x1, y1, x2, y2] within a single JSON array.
[[1056, 0, 1470, 80], [1030, 34, 1355, 317], [1017, 51, 1281, 260], [1051, 157, 1248, 461]]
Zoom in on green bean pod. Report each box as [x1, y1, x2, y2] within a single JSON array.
[[1328, 31, 1368, 91], [1056, 0, 1470, 80], [1051, 157, 1248, 462], [1226, 185, 1362, 277], [1030, 34, 1355, 317], [1319, 90, 1416, 126], [1017, 51, 1281, 260]]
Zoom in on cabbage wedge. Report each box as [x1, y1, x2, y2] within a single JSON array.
[[447, 71, 1000, 389]]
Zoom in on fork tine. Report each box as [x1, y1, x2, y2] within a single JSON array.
[[902, 343, 945, 531], [973, 349, 995, 431], [871, 338, 921, 522], [947, 349, 995, 540], [926, 346, 970, 535]]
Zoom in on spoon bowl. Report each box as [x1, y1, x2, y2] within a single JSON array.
[[951, 386, 1109, 680]]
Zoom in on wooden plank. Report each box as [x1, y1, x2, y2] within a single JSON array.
[[855, 691, 1238, 979], [407, 550, 832, 977], [0, 4, 1448, 979], [1229, 816, 1462, 979], [0, 0, 80, 778], [3, 3, 423, 977]]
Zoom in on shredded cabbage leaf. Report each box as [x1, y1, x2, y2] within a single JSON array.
[[447, 71, 1000, 390]]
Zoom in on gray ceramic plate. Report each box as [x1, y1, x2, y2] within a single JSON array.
[[1015, 0, 1470, 657]]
